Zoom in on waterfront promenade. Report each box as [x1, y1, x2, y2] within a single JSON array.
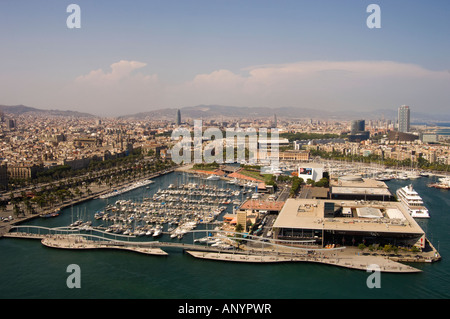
[[4, 228, 431, 273], [41, 235, 168, 256], [186, 250, 422, 273]]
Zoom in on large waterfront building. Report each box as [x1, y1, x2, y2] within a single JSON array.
[[272, 198, 426, 249], [7, 164, 43, 180], [398, 105, 410, 133], [278, 150, 310, 162]]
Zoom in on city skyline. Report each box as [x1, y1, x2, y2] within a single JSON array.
[[1, 1, 450, 117]]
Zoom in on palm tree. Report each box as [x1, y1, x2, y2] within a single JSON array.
[[13, 203, 23, 218], [74, 187, 82, 198], [24, 199, 34, 215]]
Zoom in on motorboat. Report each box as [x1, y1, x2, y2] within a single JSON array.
[[152, 225, 163, 237]]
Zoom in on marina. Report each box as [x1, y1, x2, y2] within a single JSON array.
[[0, 165, 449, 298], [92, 180, 249, 238]]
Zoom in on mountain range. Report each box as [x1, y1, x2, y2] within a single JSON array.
[[118, 104, 450, 123], [0, 104, 95, 118], [1, 104, 449, 123]]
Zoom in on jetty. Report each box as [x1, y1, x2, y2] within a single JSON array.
[[3, 225, 428, 273], [185, 251, 421, 273], [41, 235, 168, 256]]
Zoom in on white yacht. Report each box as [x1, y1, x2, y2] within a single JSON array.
[[152, 225, 163, 237], [206, 174, 220, 181], [428, 177, 450, 189], [396, 185, 430, 218], [262, 165, 283, 175]]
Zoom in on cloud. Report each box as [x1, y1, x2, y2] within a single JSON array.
[[75, 60, 155, 85], [170, 60, 450, 111], [63, 60, 162, 116], [58, 59, 450, 116]]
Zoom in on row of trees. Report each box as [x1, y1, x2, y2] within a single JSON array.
[[358, 243, 420, 253], [8, 151, 145, 189], [280, 132, 341, 142]]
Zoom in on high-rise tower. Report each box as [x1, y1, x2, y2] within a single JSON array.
[[176, 109, 181, 126], [350, 120, 365, 134], [398, 105, 410, 133]]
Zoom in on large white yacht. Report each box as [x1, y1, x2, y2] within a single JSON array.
[[396, 184, 430, 218]]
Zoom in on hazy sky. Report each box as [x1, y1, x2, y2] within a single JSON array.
[[1, 0, 449, 116]]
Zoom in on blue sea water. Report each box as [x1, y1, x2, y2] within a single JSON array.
[[0, 172, 449, 299]]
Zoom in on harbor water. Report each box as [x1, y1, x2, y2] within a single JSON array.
[[1, 172, 450, 299]]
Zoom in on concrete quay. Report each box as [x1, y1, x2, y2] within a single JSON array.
[[4, 232, 167, 256], [186, 249, 422, 273], [3, 231, 427, 272], [3, 231, 45, 240]]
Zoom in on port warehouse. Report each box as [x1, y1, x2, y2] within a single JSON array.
[[328, 175, 396, 201], [272, 198, 425, 249]]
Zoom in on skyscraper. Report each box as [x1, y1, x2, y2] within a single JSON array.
[[348, 119, 369, 142], [350, 120, 365, 135], [176, 109, 181, 126], [398, 105, 410, 133]]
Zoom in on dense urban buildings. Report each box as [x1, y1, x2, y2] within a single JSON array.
[[0, 105, 449, 193]]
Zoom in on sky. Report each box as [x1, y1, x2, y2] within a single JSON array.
[[1, 0, 449, 117]]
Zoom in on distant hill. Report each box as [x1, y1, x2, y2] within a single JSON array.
[[1, 103, 448, 123], [119, 104, 450, 123], [0, 104, 95, 118], [119, 104, 334, 120], [118, 104, 394, 121]]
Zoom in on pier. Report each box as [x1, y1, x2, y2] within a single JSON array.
[[185, 251, 421, 273], [4, 225, 426, 273]]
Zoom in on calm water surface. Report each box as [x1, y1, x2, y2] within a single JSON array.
[[1, 172, 449, 299]]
